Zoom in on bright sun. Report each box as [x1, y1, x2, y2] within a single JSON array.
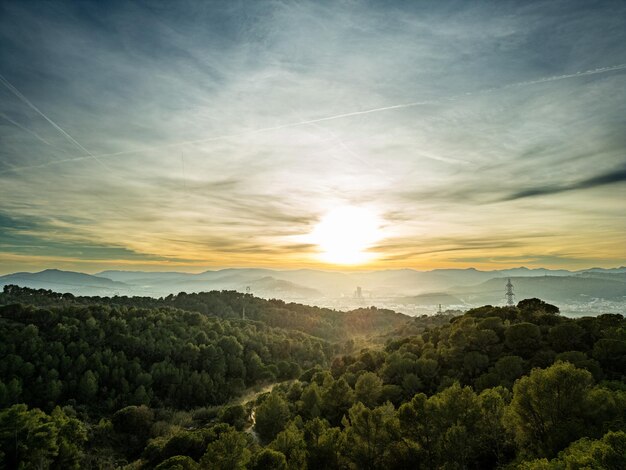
[[311, 206, 382, 265]]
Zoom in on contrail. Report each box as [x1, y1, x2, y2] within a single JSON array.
[[501, 63, 626, 89], [2, 63, 625, 174], [0, 112, 53, 146], [0, 73, 109, 170], [0, 158, 82, 175], [0, 75, 139, 218], [87, 62, 626, 159], [291, 107, 398, 171]]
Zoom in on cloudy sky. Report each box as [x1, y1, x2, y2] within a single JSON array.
[[1, 0, 625, 274]]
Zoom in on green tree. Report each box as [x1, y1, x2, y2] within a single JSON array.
[[111, 405, 154, 456], [255, 393, 290, 442], [415, 358, 439, 394], [50, 406, 88, 469], [0, 381, 6, 407], [322, 378, 354, 425], [592, 339, 626, 377], [132, 385, 150, 406], [6, 378, 22, 404], [493, 355, 525, 389], [398, 393, 437, 468], [45, 379, 63, 404], [355, 372, 383, 408], [154, 455, 199, 470], [463, 351, 489, 379], [0, 405, 56, 469], [476, 387, 513, 467], [519, 430, 626, 470], [250, 448, 287, 470], [299, 383, 322, 419], [200, 428, 250, 470], [0, 404, 85, 470], [219, 404, 247, 431], [342, 402, 399, 470], [153, 431, 206, 465], [505, 323, 542, 358], [517, 298, 559, 315], [302, 418, 342, 469], [398, 383, 490, 469], [429, 383, 484, 469], [78, 370, 98, 401], [548, 322, 586, 352], [271, 420, 308, 470], [505, 361, 594, 458]]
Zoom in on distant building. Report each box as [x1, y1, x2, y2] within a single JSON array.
[[354, 286, 363, 299]]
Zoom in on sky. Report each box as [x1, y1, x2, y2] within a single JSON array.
[[1, 0, 625, 274]]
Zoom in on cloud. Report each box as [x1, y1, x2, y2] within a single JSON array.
[[502, 164, 626, 201], [0, 212, 174, 262], [0, 0, 625, 271]]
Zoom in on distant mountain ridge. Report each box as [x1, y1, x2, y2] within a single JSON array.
[[1, 267, 625, 308], [0, 269, 127, 296], [0, 268, 323, 299]]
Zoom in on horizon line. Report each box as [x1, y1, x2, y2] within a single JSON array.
[[2, 264, 625, 277]]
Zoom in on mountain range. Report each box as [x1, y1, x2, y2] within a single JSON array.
[[1, 267, 625, 310]]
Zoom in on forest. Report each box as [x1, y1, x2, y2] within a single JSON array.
[[1, 285, 625, 469]]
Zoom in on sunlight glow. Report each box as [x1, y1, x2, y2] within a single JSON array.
[[311, 206, 382, 265]]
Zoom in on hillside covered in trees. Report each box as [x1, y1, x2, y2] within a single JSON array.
[[1, 286, 625, 469], [0, 285, 409, 343]]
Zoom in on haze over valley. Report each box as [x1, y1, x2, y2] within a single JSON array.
[[2, 265, 624, 317]]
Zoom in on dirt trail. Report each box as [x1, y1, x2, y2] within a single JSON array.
[[232, 381, 282, 406], [239, 380, 292, 442]]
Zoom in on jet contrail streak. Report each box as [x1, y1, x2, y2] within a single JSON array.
[[0, 73, 109, 170], [87, 62, 626, 159], [1, 63, 625, 175], [0, 112, 53, 146], [502, 63, 626, 89]]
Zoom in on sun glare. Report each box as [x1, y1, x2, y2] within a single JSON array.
[[311, 206, 382, 265]]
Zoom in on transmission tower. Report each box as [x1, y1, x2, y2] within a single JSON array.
[[505, 278, 515, 306], [242, 286, 251, 320], [437, 304, 443, 315]]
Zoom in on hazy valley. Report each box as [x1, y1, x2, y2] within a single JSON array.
[[2, 266, 625, 317]]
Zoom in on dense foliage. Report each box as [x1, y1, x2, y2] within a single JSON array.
[[0, 285, 408, 342], [1, 286, 625, 469], [0, 301, 332, 412]]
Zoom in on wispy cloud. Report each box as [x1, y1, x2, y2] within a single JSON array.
[[502, 164, 626, 201]]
